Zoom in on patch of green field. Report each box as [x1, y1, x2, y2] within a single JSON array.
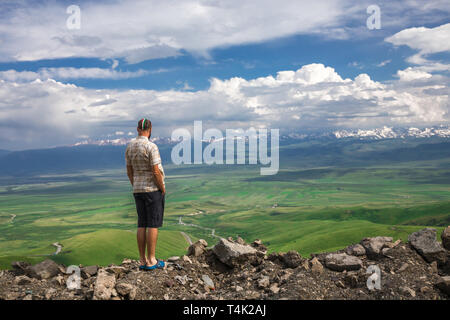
[[51, 229, 189, 267], [0, 228, 191, 269]]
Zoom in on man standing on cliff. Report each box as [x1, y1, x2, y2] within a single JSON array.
[[126, 118, 166, 270]]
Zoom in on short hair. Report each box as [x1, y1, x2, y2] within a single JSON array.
[[138, 118, 152, 131]]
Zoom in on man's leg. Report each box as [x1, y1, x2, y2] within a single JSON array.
[[137, 227, 147, 265], [146, 227, 158, 266]]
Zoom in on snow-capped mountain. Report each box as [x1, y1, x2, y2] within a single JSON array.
[[70, 126, 450, 147], [72, 136, 173, 147], [332, 126, 450, 140]]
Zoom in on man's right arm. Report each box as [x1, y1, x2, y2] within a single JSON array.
[[152, 164, 165, 195], [125, 146, 133, 186]]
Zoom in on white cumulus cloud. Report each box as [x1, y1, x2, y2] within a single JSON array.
[[0, 1, 449, 63], [0, 63, 448, 150], [396, 67, 433, 81], [0, 68, 151, 82]]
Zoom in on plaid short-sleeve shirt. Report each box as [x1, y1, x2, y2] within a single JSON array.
[[125, 136, 165, 193]]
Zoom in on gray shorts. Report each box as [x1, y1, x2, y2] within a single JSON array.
[[133, 191, 165, 228]]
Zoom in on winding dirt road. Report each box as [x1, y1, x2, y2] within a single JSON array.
[[180, 231, 192, 245], [178, 216, 219, 240], [52, 242, 62, 255]]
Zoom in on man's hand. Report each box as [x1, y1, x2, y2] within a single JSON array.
[[152, 164, 165, 195]]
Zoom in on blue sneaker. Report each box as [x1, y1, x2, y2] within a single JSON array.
[[145, 260, 165, 270]]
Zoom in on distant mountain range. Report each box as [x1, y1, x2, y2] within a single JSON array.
[[72, 136, 173, 147], [331, 126, 450, 140], [0, 126, 448, 177], [67, 126, 450, 147]]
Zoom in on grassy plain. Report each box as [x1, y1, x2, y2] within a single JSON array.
[[0, 138, 449, 268]]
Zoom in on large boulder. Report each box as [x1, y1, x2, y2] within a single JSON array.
[[93, 269, 116, 300], [408, 228, 447, 264], [324, 253, 363, 272], [360, 236, 393, 260], [25, 259, 60, 280], [212, 238, 258, 267], [442, 226, 450, 251]]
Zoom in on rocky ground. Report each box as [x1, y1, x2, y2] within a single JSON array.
[[1, 227, 449, 300]]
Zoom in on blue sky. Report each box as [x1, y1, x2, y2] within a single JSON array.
[[0, 0, 449, 150], [0, 29, 432, 90]]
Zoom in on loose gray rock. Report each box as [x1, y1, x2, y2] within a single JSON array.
[[105, 266, 126, 276], [81, 265, 98, 278], [175, 275, 189, 285], [181, 255, 192, 263], [44, 288, 57, 300], [281, 251, 303, 269], [257, 276, 270, 289], [360, 236, 393, 260], [325, 253, 363, 271], [188, 239, 208, 257], [25, 259, 60, 280], [11, 261, 31, 273], [115, 282, 136, 300], [167, 256, 180, 263], [14, 275, 32, 285], [310, 257, 324, 274], [213, 238, 258, 267], [251, 239, 268, 253], [398, 263, 409, 273], [253, 239, 262, 246], [301, 259, 310, 271], [346, 244, 366, 256], [93, 269, 116, 300], [201, 275, 215, 290], [269, 283, 280, 294], [408, 228, 446, 264]]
